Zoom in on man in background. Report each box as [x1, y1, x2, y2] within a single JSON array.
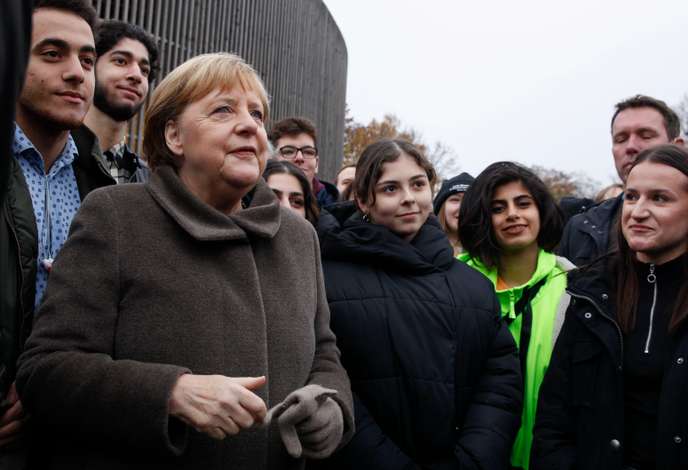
[[270, 117, 339, 208], [72, 19, 159, 189]]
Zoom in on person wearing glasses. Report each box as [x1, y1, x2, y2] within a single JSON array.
[[269, 117, 339, 208]]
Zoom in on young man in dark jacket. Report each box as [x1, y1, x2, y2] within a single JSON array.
[[0, 1, 98, 463], [71, 20, 159, 187], [558, 95, 683, 267]]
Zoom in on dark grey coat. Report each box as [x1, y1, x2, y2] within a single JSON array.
[[16, 166, 353, 469]]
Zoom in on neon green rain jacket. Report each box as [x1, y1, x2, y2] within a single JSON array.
[[458, 249, 573, 469]]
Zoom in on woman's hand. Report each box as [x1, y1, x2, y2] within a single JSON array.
[[168, 374, 267, 440]]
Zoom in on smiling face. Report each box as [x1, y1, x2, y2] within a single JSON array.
[[93, 37, 150, 122], [17, 8, 96, 131], [266, 173, 306, 218], [622, 161, 688, 264], [358, 153, 433, 242], [165, 86, 269, 213], [491, 180, 541, 253]]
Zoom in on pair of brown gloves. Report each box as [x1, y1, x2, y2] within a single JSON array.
[[265, 384, 344, 459]]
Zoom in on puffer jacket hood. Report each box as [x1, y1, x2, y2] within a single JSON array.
[[318, 201, 454, 275]]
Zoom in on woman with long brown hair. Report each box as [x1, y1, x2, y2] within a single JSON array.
[[532, 144, 688, 470]]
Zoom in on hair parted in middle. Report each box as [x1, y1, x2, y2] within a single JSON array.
[[353, 139, 436, 209], [614, 143, 688, 335], [262, 159, 320, 226], [459, 161, 563, 268], [143, 52, 270, 171]]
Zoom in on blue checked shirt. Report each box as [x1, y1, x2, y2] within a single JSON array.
[[13, 125, 81, 309]]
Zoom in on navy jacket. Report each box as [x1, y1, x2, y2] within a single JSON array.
[[316, 202, 522, 469], [557, 194, 623, 267]]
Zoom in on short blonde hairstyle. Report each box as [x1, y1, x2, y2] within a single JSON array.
[[143, 53, 270, 171]]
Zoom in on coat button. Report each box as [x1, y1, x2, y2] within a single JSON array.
[[674, 435, 683, 444], [601, 293, 609, 301], [677, 357, 685, 365], [584, 312, 592, 319], [610, 439, 621, 450]]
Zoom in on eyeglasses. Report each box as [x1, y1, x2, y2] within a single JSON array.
[[278, 145, 318, 160]]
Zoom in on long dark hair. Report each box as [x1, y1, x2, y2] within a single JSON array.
[[459, 162, 563, 268], [263, 160, 319, 225], [615, 144, 688, 333]]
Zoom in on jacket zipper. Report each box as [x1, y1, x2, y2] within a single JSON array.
[[568, 290, 624, 366], [643, 264, 657, 354]]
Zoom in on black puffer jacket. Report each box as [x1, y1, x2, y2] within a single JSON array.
[[316, 202, 522, 469], [532, 259, 688, 470]]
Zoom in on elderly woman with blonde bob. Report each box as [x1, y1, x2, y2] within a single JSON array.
[[16, 53, 353, 469]]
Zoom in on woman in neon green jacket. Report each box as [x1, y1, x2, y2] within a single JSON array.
[[458, 162, 573, 470]]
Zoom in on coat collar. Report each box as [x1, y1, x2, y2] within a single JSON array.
[[318, 201, 455, 274], [146, 165, 281, 241]]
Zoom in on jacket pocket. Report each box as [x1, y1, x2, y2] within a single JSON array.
[[571, 341, 602, 408]]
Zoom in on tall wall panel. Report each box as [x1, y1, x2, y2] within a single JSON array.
[[92, 0, 348, 179]]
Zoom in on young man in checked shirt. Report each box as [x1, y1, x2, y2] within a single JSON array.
[[72, 20, 159, 187]]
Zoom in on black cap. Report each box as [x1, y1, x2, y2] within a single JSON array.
[[433, 172, 475, 214]]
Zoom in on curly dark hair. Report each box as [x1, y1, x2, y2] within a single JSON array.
[[95, 20, 159, 82], [459, 161, 563, 268]]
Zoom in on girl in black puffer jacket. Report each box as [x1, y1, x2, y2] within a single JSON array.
[[315, 139, 522, 469]]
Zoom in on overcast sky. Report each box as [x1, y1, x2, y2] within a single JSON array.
[[323, 0, 688, 186]]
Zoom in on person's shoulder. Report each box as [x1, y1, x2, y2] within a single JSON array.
[[447, 258, 497, 308], [83, 181, 147, 205], [276, 205, 318, 238], [316, 179, 339, 206], [566, 194, 622, 229]]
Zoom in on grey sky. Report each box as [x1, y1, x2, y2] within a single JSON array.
[[323, 0, 688, 186]]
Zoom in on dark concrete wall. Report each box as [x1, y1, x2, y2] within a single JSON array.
[[93, 0, 347, 179]]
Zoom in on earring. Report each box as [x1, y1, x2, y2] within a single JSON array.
[[362, 213, 371, 223]]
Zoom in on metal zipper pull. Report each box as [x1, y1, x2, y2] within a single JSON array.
[[644, 263, 658, 354], [647, 264, 656, 284]]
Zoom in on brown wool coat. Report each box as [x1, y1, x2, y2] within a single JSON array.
[[16, 166, 354, 469]]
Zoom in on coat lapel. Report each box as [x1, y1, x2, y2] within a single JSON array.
[[146, 166, 281, 241]]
